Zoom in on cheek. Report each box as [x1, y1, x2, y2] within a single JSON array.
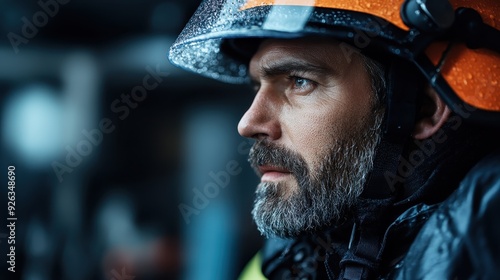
[[281, 107, 347, 164], [280, 93, 372, 166]]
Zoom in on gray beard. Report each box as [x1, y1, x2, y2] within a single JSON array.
[[249, 111, 384, 238]]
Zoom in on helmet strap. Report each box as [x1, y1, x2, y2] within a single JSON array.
[[361, 57, 422, 199], [337, 58, 423, 279]]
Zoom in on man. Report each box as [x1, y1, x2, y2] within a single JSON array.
[[169, 0, 500, 279]]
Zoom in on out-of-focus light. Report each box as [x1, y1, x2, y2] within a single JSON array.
[[26, 218, 50, 257], [2, 84, 63, 168], [97, 192, 137, 247]]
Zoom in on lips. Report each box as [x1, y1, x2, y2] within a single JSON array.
[[258, 165, 292, 181]]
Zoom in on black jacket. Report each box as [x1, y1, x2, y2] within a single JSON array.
[[391, 151, 500, 279]]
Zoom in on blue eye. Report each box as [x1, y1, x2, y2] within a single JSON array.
[[294, 77, 310, 89], [289, 76, 316, 94]]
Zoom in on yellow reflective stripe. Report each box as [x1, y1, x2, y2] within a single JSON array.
[[238, 252, 268, 280]]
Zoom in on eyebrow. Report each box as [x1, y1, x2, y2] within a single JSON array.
[[250, 59, 335, 83], [261, 60, 331, 77]]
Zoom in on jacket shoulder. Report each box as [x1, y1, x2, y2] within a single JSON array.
[[393, 151, 500, 279]]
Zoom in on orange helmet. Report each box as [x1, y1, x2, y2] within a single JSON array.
[[169, 0, 500, 125]]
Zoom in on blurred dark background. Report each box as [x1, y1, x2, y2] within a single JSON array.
[[0, 0, 262, 279]]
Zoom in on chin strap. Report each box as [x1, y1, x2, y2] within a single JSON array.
[[337, 58, 423, 279], [361, 56, 422, 198], [338, 197, 395, 280]]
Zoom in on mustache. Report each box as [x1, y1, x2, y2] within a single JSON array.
[[248, 140, 308, 179]]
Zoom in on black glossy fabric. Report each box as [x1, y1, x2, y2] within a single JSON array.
[[392, 151, 500, 279]]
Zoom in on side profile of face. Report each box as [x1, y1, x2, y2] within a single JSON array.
[[238, 37, 385, 238]]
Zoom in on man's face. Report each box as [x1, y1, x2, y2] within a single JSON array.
[[238, 38, 384, 238]]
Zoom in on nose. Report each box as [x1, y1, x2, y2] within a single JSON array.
[[237, 88, 281, 141]]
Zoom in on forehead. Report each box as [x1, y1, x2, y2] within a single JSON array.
[[249, 38, 354, 76]]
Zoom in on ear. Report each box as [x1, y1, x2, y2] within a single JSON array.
[[412, 87, 452, 140]]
